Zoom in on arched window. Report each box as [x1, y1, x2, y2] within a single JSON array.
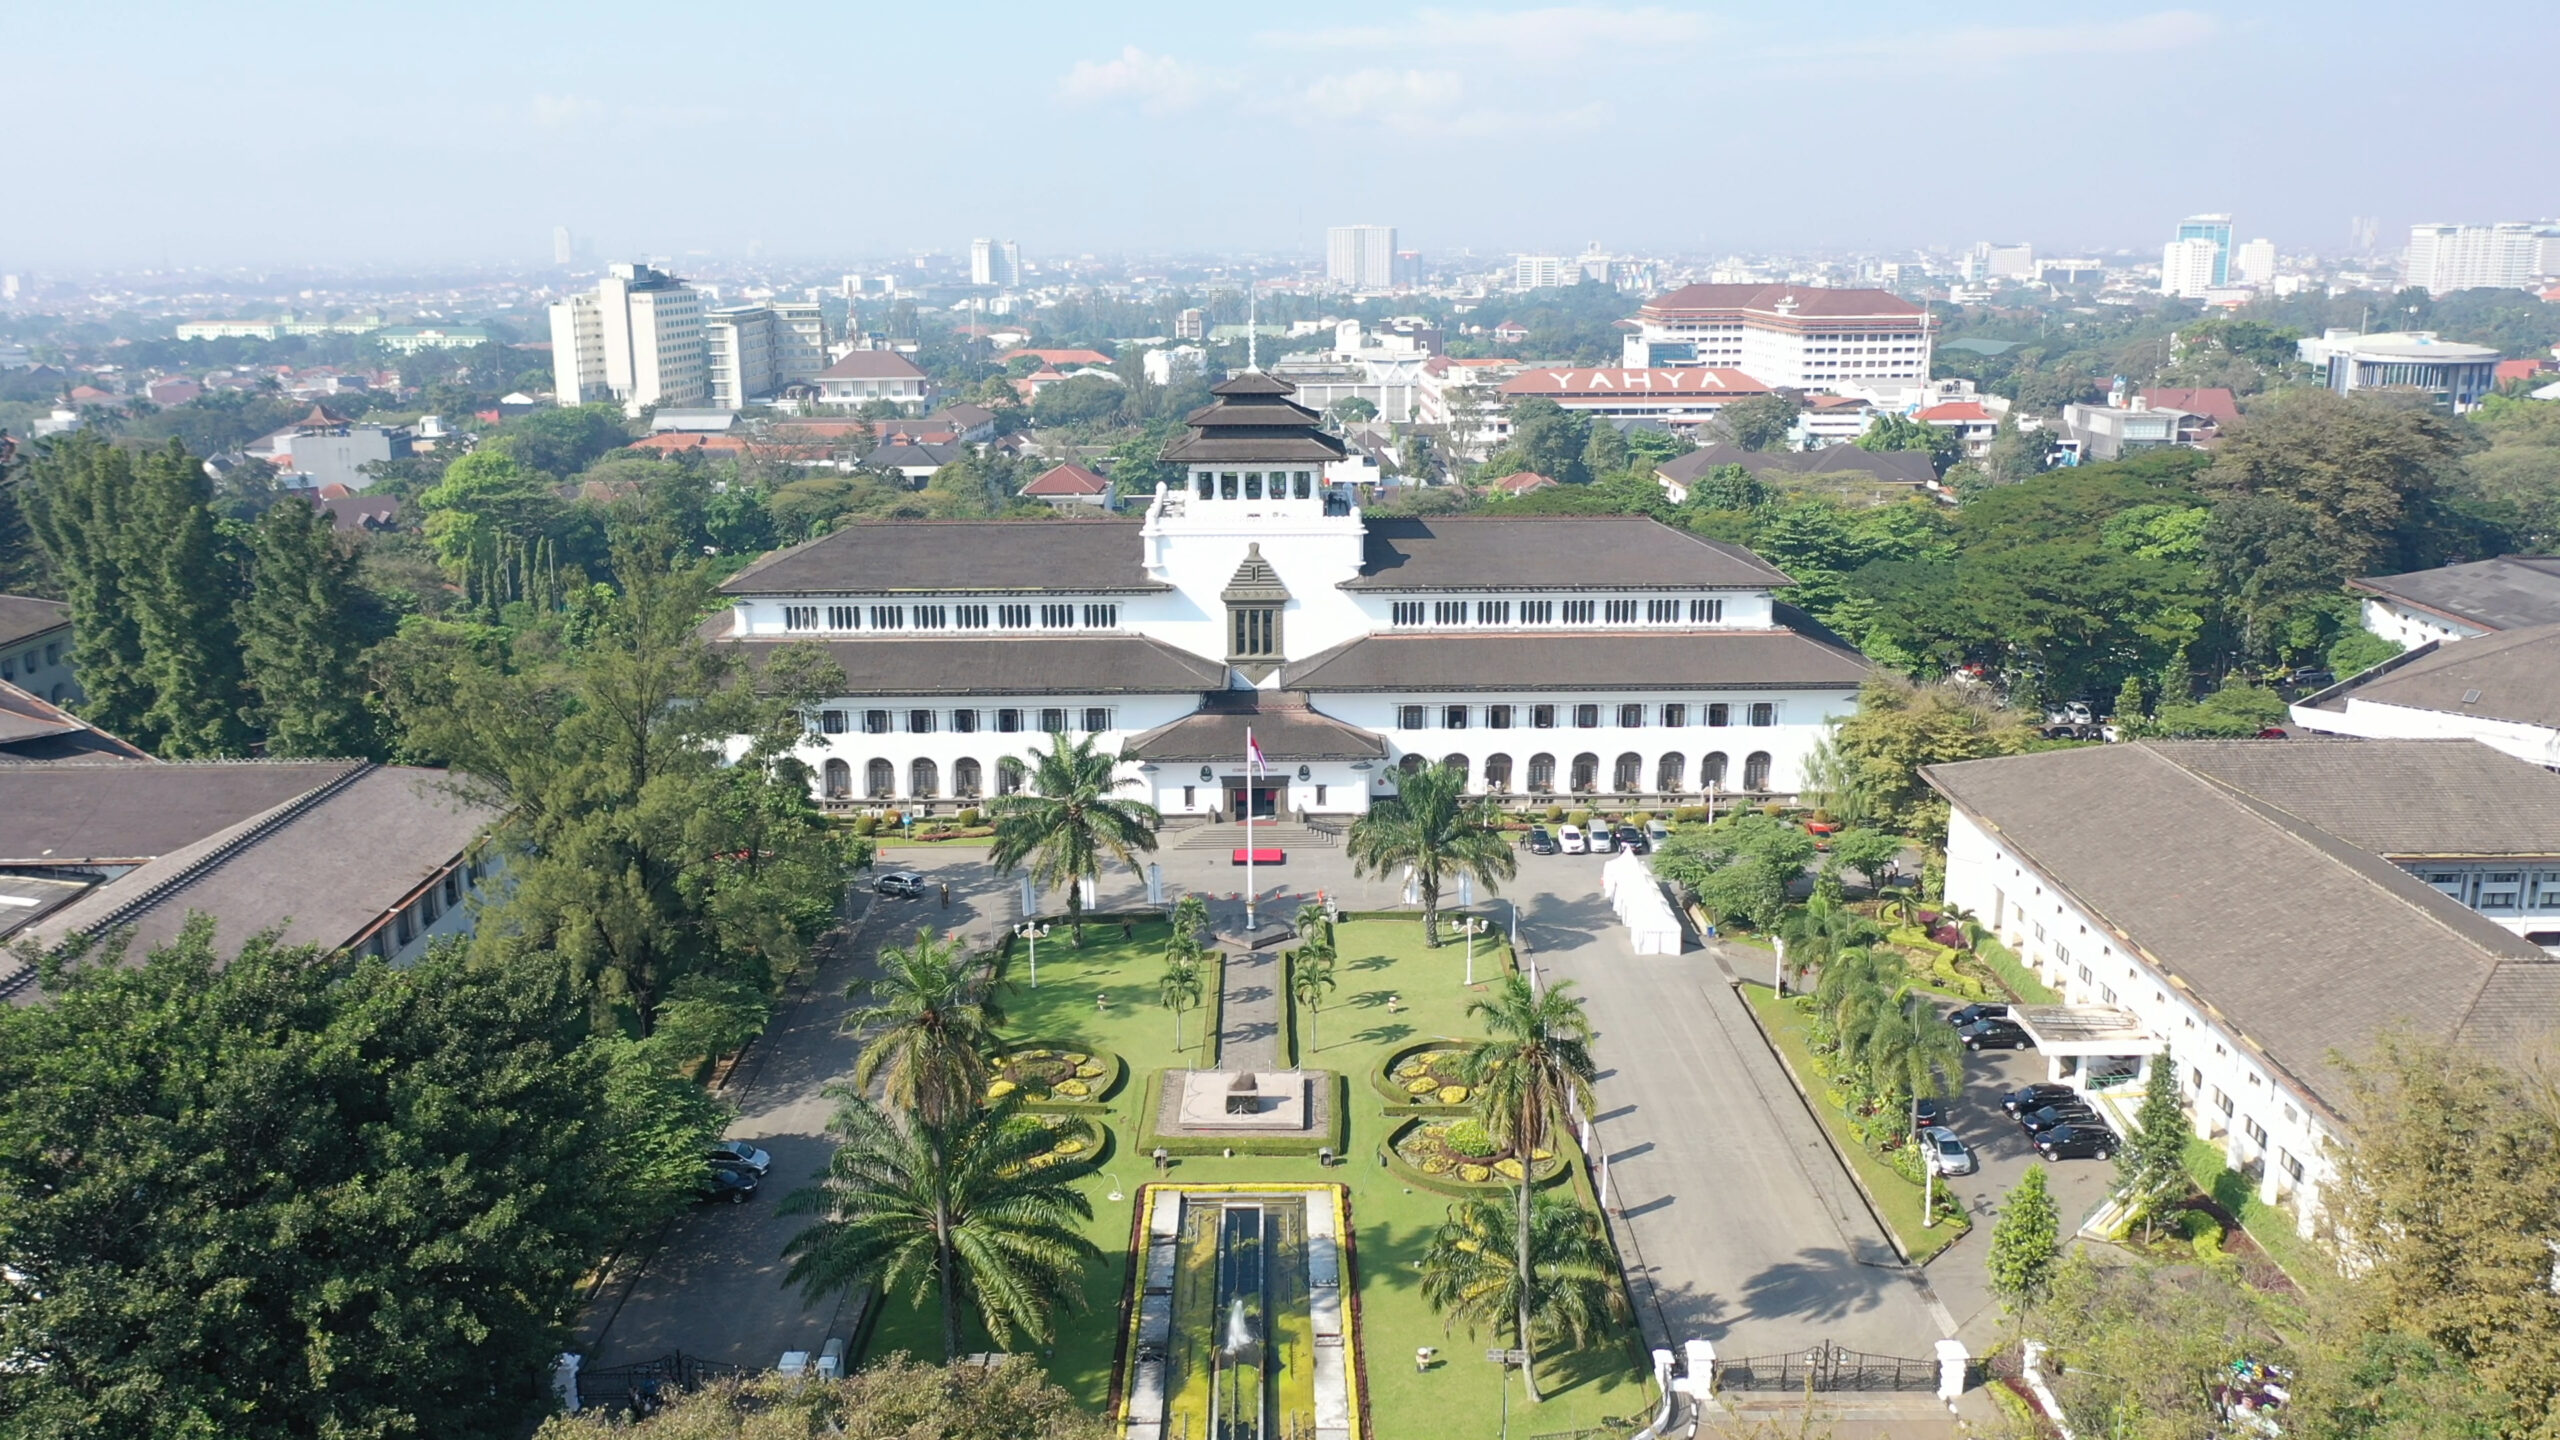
[[1742, 751, 1773, 792], [1612, 752, 1642, 792], [911, 758, 940, 798], [1570, 753, 1599, 793], [822, 758, 851, 799], [1441, 753, 1470, 787], [866, 758, 895, 798], [1400, 753, 1427, 775], [1527, 753, 1556, 793], [1656, 753, 1686, 792], [1483, 753, 1514, 791], [997, 757, 1027, 795], [1701, 751, 1728, 789], [954, 757, 982, 798]]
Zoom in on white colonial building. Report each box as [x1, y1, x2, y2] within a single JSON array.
[[712, 374, 1868, 820]]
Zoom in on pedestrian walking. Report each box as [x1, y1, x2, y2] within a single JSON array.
[[1123, 919, 1134, 941], [940, 881, 950, 909]]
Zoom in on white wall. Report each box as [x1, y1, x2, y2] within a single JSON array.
[[1942, 807, 2340, 1229], [2361, 596, 2489, 651], [1317, 688, 1849, 797], [798, 694, 1199, 806], [2289, 697, 2560, 777]]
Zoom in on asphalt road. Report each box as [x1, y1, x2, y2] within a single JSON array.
[[1510, 851, 1951, 1362]]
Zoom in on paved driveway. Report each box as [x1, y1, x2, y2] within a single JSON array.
[[1510, 851, 1949, 1362]]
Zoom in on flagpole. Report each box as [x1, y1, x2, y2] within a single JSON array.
[[1245, 725, 1256, 931]]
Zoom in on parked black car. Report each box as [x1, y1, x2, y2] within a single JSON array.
[[698, 1162, 760, 1204], [1526, 827, 1559, 855], [1613, 825, 1651, 855], [1946, 1002, 2010, 1029], [2017, 1103, 2101, 1135], [1911, 1096, 1945, 1132], [1958, 1018, 2033, 1051], [2001, 1082, 2078, 1115], [2036, 1124, 2120, 1161]]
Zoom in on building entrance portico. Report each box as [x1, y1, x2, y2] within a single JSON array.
[[1224, 781, 1283, 819]]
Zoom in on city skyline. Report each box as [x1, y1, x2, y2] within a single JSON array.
[[4, 0, 2549, 270]]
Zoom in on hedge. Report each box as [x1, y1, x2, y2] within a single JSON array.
[[1377, 1115, 1570, 1197], [1368, 1038, 1483, 1110], [1135, 1068, 1351, 1159]]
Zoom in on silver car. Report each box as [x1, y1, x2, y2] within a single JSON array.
[[707, 1139, 772, 1175], [1919, 1126, 1976, 1177]]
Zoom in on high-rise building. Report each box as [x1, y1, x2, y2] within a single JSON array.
[[1174, 307, 1206, 341], [1391, 250, 1424, 289], [998, 240, 1021, 287], [1512, 255, 1567, 291], [1620, 284, 1931, 389], [2174, 214, 2234, 287], [2403, 222, 2553, 295], [699, 300, 832, 411], [548, 262, 706, 413], [553, 226, 573, 266], [970, 238, 994, 287], [1326, 225, 1396, 290], [2233, 238, 2277, 287], [1, 275, 18, 302], [2160, 237, 2222, 299]]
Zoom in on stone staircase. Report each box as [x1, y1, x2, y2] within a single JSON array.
[[1170, 819, 1341, 851]]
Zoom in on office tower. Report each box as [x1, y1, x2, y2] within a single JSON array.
[[1326, 225, 1396, 290], [1391, 250, 1424, 289], [2160, 238, 2222, 298], [2174, 214, 2233, 286], [970, 238, 995, 286], [1512, 255, 1566, 290], [2233, 238, 2277, 286], [553, 226, 573, 265], [2403, 222, 2550, 295], [1, 275, 17, 302], [997, 240, 1021, 287], [547, 262, 706, 411]]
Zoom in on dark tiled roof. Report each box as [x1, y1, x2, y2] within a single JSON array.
[[2155, 736, 2560, 856], [1160, 371, 1348, 465], [1284, 628, 1867, 692], [2303, 625, 2560, 734], [817, 351, 927, 380], [0, 681, 152, 764], [1922, 740, 2560, 1123], [0, 760, 359, 864], [2350, 556, 2560, 631], [1126, 691, 1385, 762], [1341, 516, 1796, 592], [1639, 284, 1925, 320], [0, 594, 70, 649], [718, 521, 1165, 596], [724, 634, 1226, 697]]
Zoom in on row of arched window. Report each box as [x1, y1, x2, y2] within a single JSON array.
[[1397, 749, 1773, 794], [820, 756, 1027, 801]]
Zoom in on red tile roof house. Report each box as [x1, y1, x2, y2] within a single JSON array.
[[1486, 470, 1558, 497], [1913, 400, 2002, 458], [2140, 386, 2241, 442], [1020, 462, 1116, 510]]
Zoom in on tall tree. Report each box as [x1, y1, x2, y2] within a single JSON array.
[[1716, 391, 1804, 452], [239, 495, 388, 757], [0, 921, 693, 1440], [1462, 974, 1599, 1403], [782, 1093, 1098, 1362], [2113, 1054, 2191, 1242], [847, 928, 1006, 1126], [1158, 950, 1203, 1057], [125, 439, 252, 756], [1986, 1163, 2061, 1318], [1346, 761, 1516, 947], [1290, 941, 1337, 1057], [2199, 387, 2469, 577], [987, 731, 1161, 943], [1419, 1190, 1625, 1388], [19, 433, 153, 738], [1857, 412, 1964, 474], [417, 449, 563, 581]]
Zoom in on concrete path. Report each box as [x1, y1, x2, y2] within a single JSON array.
[[1509, 853, 1950, 1362]]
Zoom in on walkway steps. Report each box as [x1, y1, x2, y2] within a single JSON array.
[[1171, 821, 1339, 851]]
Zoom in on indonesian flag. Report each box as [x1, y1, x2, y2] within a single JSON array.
[[1246, 728, 1268, 776]]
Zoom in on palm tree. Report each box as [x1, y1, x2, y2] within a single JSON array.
[[1169, 893, 1211, 948], [988, 731, 1162, 943], [846, 928, 1006, 1126], [1463, 974, 1598, 1403], [1863, 995, 1964, 1121], [1291, 944, 1337, 1057], [782, 1092, 1098, 1361], [1346, 761, 1515, 947], [1159, 952, 1203, 1057], [1420, 1190, 1626, 1389]]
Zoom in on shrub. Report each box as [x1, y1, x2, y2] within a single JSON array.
[[1567, 809, 1592, 827], [1673, 806, 1711, 823], [1445, 1119, 1495, 1156], [1627, 811, 1652, 825], [853, 814, 880, 836], [1544, 803, 1565, 822], [956, 807, 982, 826]]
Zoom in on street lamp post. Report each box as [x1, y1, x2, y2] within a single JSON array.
[[1016, 920, 1052, 988], [1458, 915, 1490, 987], [1916, 1093, 1936, 1229]]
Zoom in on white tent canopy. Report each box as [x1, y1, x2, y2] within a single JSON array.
[[1602, 853, 1685, 955]]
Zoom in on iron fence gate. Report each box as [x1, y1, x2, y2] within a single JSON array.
[[576, 1351, 748, 1415], [1715, 1340, 1941, 1393]]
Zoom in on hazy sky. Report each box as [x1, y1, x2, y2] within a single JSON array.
[[7, 1, 2546, 270]]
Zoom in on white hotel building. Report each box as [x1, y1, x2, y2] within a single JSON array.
[[713, 374, 1868, 820], [1618, 284, 1933, 390]]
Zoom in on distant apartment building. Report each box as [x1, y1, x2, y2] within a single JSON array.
[[1512, 255, 1568, 291], [175, 313, 381, 341], [1327, 225, 1396, 290], [371, 325, 491, 354], [549, 262, 708, 413], [2404, 222, 2558, 295], [2297, 329, 2501, 412], [1175, 307, 1207, 341], [2232, 238, 2278, 286], [279, 404, 409, 491], [701, 302, 829, 410], [1619, 285, 1931, 391], [1392, 250, 1425, 289], [2174, 214, 2233, 285], [2037, 258, 2107, 285], [1964, 242, 2034, 281], [2160, 237, 2223, 299], [970, 238, 1022, 288]]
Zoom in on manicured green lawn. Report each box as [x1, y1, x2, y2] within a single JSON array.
[[1741, 984, 1968, 1263], [856, 912, 1653, 1435]]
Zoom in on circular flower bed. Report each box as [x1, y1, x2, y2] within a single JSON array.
[[1393, 1118, 1556, 1182], [996, 1048, 1101, 1104], [1025, 1113, 1102, 1170], [1387, 1045, 1478, 1107]]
